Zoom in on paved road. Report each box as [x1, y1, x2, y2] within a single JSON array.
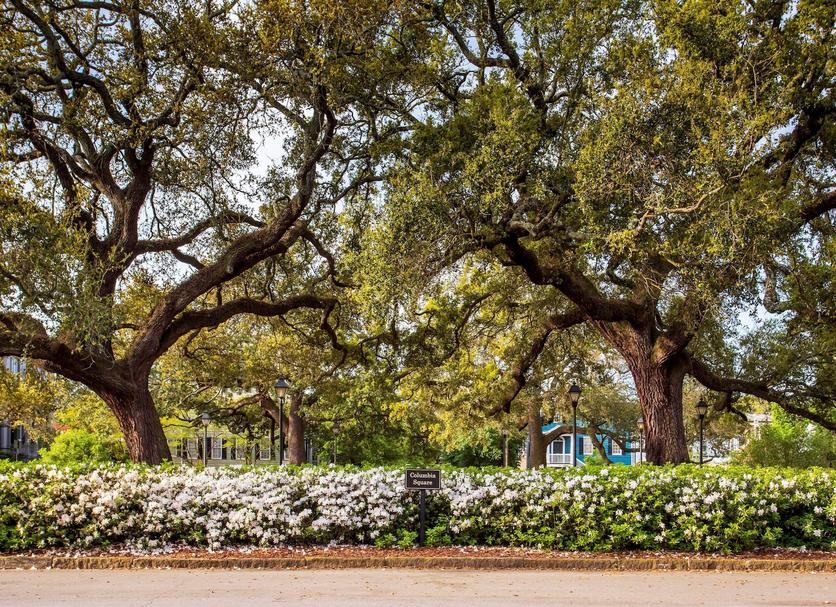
[[1, 569, 833, 606]]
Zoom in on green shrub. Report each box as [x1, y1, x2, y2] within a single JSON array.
[[0, 463, 831, 553], [425, 521, 452, 547], [732, 406, 836, 468], [581, 453, 607, 468], [38, 429, 126, 465]]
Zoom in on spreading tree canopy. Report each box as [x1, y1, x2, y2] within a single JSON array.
[[1, 0, 832, 465], [0, 0, 414, 462], [369, 0, 834, 462]]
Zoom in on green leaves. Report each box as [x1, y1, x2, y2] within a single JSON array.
[[733, 405, 836, 468], [367, 0, 835, 441], [38, 429, 127, 466]]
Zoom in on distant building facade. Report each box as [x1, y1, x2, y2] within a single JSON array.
[[523, 421, 644, 468], [692, 412, 772, 464], [522, 412, 773, 468], [167, 433, 317, 467], [1, 356, 42, 461]]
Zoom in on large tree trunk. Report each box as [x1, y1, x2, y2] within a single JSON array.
[[287, 393, 306, 464], [630, 356, 689, 464], [100, 379, 171, 465], [527, 404, 546, 468], [596, 321, 689, 465]]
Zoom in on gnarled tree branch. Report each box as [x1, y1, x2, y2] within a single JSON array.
[[686, 354, 835, 431]]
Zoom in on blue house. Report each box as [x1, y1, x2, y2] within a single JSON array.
[[526, 421, 644, 467]]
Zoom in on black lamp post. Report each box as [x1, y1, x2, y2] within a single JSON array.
[[637, 417, 644, 464], [200, 411, 210, 466], [696, 398, 709, 466], [332, 423, 339, 464], [568, 383, 581, 467], [502, 429, 509, 467], [274, 378, 289, 465]]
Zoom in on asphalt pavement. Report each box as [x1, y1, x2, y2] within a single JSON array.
[[3, 568, 834, 606]]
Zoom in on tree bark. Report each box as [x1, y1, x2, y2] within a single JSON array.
[[630, 360, 689, 464], [287, 393, 306, 464], [627, 357, 689, 464], [100, 379, 171, 465], [595, 321, 690, 465], [527, 404, 546, 468]]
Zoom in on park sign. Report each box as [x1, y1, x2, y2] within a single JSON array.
[[405, 469, 441, 546], [405, 469, 441, 490]]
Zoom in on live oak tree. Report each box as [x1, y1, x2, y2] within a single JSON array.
[[375, 0, 834, 463], [0, 0, 407, 462], [1, 0, 832, 467]]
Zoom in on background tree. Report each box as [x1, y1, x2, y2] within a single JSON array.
[[733, 405, 836, 468], [0, 362, 60, 441], [362, 258, 643, 466], [148, 271, 438, 465]]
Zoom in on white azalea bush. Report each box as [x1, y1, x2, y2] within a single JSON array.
[[438, 466, 835, 552], [0, 463, 832, 553]]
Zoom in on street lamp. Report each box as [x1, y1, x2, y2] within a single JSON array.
[[637, 417, 644, 464], [568, 383, 581, 467], [696, 398, 709, 466], [200, 411, 210, 466], [502, 429, 509, 467], [274, 377, 289, 465], [332, 423, 339, 465]]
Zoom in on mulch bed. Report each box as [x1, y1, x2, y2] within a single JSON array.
[[6, 545, 834, 561]]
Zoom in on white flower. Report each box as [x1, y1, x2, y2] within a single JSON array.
[[0, 463, 829, 553]]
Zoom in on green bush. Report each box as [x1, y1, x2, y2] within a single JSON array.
[[38, 429, 126, 465], [0, 463, 831, 553], [732, 406, 836, 468]]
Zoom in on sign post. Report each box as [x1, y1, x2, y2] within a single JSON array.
[[405, 469, 441, 546]]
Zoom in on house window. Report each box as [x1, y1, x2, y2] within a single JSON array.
[[186, 438, 198, 459], [583, 437, 593, 455], [259, 442, 270, 461], [211, 436, 223, 460], [610, 440, 623, 456], [4, 357, 20, 374], [235, 440, 246, 460]]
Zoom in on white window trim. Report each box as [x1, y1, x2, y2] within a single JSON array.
[[211, 436, 223, 460], [582, 436, 593, 455], [610, 440, 623, 456], [258, 442, 270, 461]]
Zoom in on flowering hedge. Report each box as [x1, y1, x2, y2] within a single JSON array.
[[0, 463, 832, 553]]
